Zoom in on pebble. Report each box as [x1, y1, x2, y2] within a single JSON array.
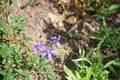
[[43, 18, 52, 26]]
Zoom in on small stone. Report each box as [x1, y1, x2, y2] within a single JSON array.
[[64, 16, 77, 24], [44, 18, 52, 25]]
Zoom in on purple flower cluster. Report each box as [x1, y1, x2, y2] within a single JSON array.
[[50, 35, 61, 48], [33, 35, 61, 61]]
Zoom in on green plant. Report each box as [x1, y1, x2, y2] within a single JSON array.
[[90, 24, 120, 52], [63, 45, 119, 80], [103, 59, 120, 80], [68, 31, 84, 39], [0, 43, 56, 79], [87, 0, 120, 15], [0, 15, 57, 80], [53, 42, 71, 61]]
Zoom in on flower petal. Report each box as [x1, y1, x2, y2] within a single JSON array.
[[38, 42, 45, 47], [56, 42, 61, 48], [33, 49, 38, 54], [57, 35, 61, 41], [48, 53, 52, 60], [50, 50, 57, 55], [50, 36, 57, 42], [40, 52, 46, 58], [39, 47, 45, 52]]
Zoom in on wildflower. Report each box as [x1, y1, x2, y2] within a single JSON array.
[[33, 42, 57, 61], [50, 35, 61, 48], [42, 47, 57, 60], [33, 42, 45, 54]]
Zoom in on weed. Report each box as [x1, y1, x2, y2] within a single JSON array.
[[0, 9, 58, 80], [90, 25, 120, 52], [64, 46, 120, 80]]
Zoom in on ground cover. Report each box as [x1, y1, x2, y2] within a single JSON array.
[[0, 0, 120, 80]]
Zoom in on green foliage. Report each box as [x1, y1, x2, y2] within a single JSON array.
[[0, 0, 14, 5], [107, 4, 120, 14], [89, 16, 120, 52], [1, 0, 119, 80], [52, 42, 71, 61], [68, 31, 84, 39], [90, 25, 120, 52], [0, 0, 8, 4], [0, 42, 55, 79], [64, 46, 120, 80], [0, 15, 57, 80], [27, 0, 35, 4], [87, 1, 120, 15], [107, 60, 120, 79], [0, 17, 7, 42]]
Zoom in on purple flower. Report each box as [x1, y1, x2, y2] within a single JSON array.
[[50, 35, 61, 47], [33, 42, 57, 61], [42, 47, 57, 60], [33, 42, 45, 54]]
